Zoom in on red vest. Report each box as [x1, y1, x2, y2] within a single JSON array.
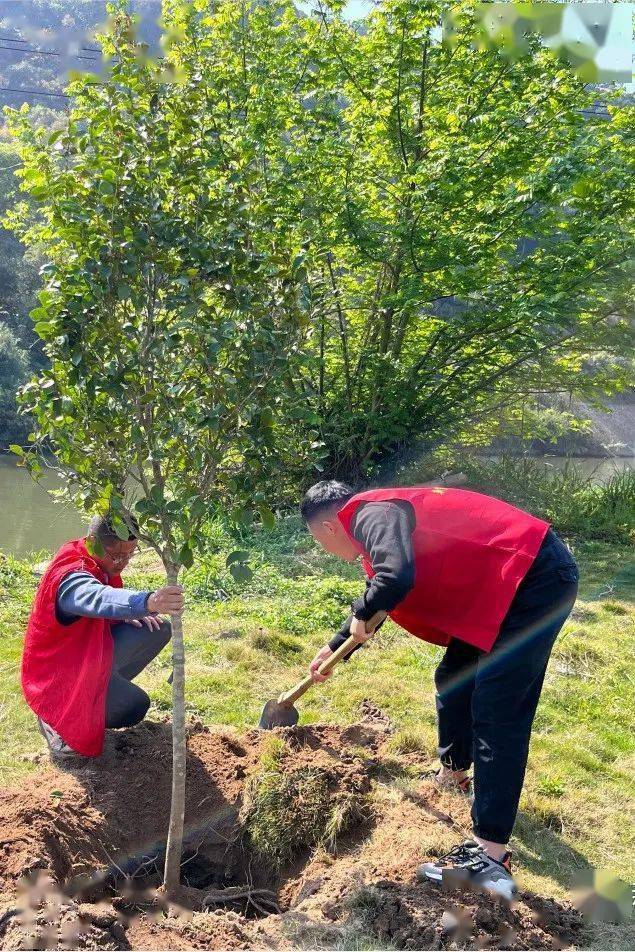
[[337, 487, 550, 652], [21, 539, 122, 756]]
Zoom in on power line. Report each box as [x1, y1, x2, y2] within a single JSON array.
[[0, 45, 100, 61], [0, 85, 69, 100], [0, 35, 102, 53]]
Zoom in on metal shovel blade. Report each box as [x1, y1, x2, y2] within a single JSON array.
[[258, 699, 300, 730]]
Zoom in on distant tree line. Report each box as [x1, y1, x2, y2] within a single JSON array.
[[0, 1, 162, 449]]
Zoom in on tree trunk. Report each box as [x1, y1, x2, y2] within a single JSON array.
[[163, 564, 186, 896]]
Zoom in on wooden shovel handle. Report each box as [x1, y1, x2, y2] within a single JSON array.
[[277, 611, 386, 707]]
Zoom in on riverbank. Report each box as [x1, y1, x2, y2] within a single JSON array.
[[0, 521, 633, 949], [1, 451, 633, 558]]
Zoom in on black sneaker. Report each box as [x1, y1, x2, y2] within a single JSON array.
[[417, 840, 517, 901]]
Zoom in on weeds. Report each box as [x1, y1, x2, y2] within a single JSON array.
[[250, 630, 304, 660], [385, 729, 429, 756], [396, 453, 635, 543]]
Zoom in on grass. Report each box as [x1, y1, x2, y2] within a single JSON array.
[[241, 734, 370, 869], [0, 512, 633, 947]]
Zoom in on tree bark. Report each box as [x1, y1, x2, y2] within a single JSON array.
[[163, 563, 186, 896]]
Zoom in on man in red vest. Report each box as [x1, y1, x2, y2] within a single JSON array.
[[301, 480, 579, 900], [22, 515, 184, 766]]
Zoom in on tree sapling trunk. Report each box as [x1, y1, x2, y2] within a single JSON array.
[[163, 564, 186, 895]]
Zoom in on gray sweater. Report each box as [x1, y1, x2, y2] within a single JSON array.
[[55, 572, 153, 626]]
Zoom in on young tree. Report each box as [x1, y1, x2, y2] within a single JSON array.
[[4, 0, 321, 893]]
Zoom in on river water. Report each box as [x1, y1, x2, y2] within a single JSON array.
[[0, 456, 84, 558], [0, 454, 633, 558]]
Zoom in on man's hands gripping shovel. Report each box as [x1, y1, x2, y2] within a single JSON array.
[[258, 611, 387, 730], [309, 614, 383, 683]]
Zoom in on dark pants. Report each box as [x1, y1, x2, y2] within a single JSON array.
[[105, 620, 172, 729], [435, 529, 579, 844]]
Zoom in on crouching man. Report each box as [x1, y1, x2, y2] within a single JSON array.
[[21, 515, 184, 765], [301, 481, 579, 901]]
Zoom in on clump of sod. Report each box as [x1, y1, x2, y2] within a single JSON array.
[[241, 736, 371, 868]]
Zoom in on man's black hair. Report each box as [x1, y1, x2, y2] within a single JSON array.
[[300, 480, 355, 523], [88, 513, 139, 546]]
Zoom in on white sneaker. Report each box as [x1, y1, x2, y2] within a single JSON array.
[[37, 718, 81, 762], [429, 768, 474, 800]]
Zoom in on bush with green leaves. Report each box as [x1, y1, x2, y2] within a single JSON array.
[[283, 0, 634, 479]]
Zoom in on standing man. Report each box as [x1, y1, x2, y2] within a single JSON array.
[[22, 514, 184, 765], [301, 480, 579, 900]]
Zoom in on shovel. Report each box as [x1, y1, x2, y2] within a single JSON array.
[[258, 611, 386, 730]]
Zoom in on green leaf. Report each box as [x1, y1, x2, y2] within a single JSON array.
[[149, 485, 164, 505], [85, 535, 105, 558], [226, 550, 250, 566], [190, 498, 207, 518], [9, 444, 24, 458], [229, 562, 253, 583], [179, 544, 194, 568], [111, 515, 131, 541], [257, 504, 275, 529]]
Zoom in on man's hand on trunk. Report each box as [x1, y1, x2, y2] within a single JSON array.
[[147, 585, 185, 615]]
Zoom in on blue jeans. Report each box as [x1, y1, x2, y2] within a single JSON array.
[[435, 529, 579, 844], [105, 620, 172, 729]]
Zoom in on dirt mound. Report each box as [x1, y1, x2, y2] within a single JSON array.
[[0, 713, 583, 951], [0, 718, 260, 895]]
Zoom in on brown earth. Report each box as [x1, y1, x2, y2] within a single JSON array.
[[0, 709, 583, 951]]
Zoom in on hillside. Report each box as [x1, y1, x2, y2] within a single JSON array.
[[0, 0, 161, 123]]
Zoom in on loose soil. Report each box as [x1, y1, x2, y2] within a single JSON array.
[[0, 707, 583, 951]]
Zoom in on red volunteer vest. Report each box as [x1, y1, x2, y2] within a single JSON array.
[[338, 487, 550, 652], [21, 538, 122, 757]]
